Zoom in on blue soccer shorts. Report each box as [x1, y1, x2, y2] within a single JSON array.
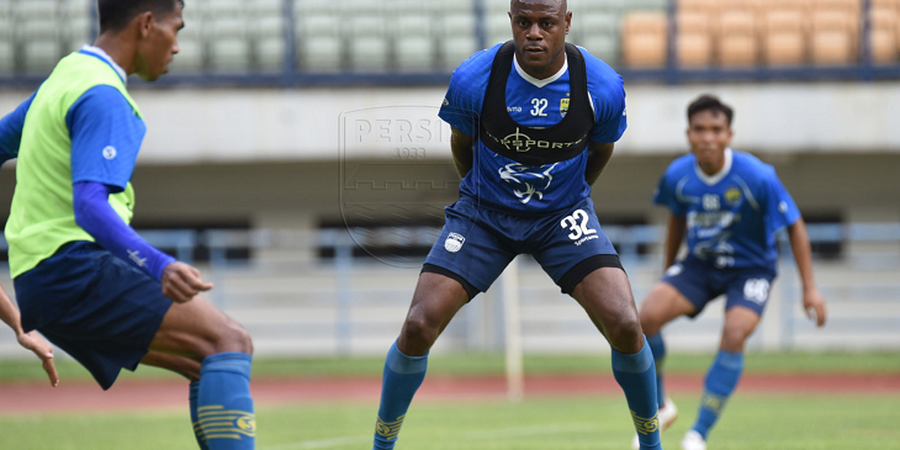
[[14, 241, 173, 390], [661, 256, 777, 317], [422, 197, 622, 299]]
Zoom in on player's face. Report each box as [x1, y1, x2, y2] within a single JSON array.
[[509, 0, 571, 78], [134, 3, 184, 81], [687, 109, 733, 173]]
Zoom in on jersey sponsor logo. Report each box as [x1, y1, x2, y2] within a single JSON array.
[[725, 186, 742, 204], [687, 211, 739, 234], [560, 95, 570, 118], [499, 162, 559, 204], [444, 232, 465, 253], [489, 127, 585, 153], [743, 278, 770, 304], [102, 145, 117, 160], [507, 106, 523, 113]]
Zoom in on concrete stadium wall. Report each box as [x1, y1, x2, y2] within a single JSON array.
[[1, 82, 900, 164]]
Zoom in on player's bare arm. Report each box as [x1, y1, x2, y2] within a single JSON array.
[[664, 214, 687, 270], [0, 282, 58, 386], [450, 126, 475, 178], [584, 141, 614, 186], [787, 217, 827, 327]]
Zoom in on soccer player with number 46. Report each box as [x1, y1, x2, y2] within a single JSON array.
[[632, 95, 828, 450]]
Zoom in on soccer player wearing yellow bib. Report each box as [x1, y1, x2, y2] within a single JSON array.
[[0, 2, 255, 448]]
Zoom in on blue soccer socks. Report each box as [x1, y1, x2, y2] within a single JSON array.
[[692, 350, 744, 439], [190, 380, 211, 450], [645, 333, 667, 409], [612, 340, 662, 450], [373, 341, 428, 450], [198, 352, 255, 450]]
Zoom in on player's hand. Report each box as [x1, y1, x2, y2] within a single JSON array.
[[16, 331, 59, 387], [802, 288, 827, 327], [161, 262, 213, 303]]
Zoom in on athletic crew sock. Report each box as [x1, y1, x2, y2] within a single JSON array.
[[190, 380, 210, 450], [372, 341, 428, 450], [612, 339, 662, 450], [645, 333, 667, 409], [198, 352, 255, 450], [692, 350, 744, 439]]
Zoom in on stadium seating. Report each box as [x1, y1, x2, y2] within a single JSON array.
[[811, 9, 857, 65], [0, 0, 897, 77], [718, 7, 760, 66], [762, 8, 807, 66], [870, 3, 899, 63], [621, 11, 668, 67], [677, 10, 714, 67]]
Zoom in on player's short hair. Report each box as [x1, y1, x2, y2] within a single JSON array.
[[687, 94, 734, 127], [98, 0, 183, 33]]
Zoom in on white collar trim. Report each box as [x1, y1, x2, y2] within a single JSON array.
[[513, 53, 568, 88], [81, 45, 128, 85], [695, 148, 733, 186]]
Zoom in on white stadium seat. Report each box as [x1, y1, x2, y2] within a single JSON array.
[[302, 36, 342, 71]]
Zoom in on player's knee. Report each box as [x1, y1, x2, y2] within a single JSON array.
[[721, 327, 750, 352], [400, 315, 439, 349], [607, 314, 644, 353], [215, 319, 253, 355]]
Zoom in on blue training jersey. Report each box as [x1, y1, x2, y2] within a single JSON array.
[[438, 43, 627, 214], [654, 149, 801, 272]]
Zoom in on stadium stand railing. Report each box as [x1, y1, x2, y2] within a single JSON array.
[[1, 0, 900, 86], [0, 223, 897, 356]]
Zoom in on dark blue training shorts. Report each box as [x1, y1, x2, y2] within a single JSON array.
[[422, 197, 622, 298], [14, 242, 173, 390], [661, 256, 777, 318]]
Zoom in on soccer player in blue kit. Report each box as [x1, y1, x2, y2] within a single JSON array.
[[0, 1, 255, 448], [372, 1, 663, 449], [633, 95, 828, 450]]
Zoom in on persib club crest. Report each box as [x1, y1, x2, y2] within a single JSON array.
[[724, 186, 742, 205], [560, 94, 570, 118], [444, 233, 465, 253]]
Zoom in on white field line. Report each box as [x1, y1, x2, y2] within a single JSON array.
[[263, 422, 602, 449]]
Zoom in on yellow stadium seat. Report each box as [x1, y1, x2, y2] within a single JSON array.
[[763, 9, 808, 65], [678, 10, 714, 34], [717, 9, 759, 66], [678, 32, 714, 66], [813, 9, 858, 55], [720, 34, 759, 65], [621, 12, 668, 67], [765, 31, 806, 65], [871, 29, 898, 63], [811, 29, 854, 64], [679, 0, 719, 12]]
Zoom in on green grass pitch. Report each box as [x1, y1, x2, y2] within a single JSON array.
[[1, 394, 898, 449], [0, 352, 898, 449]]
